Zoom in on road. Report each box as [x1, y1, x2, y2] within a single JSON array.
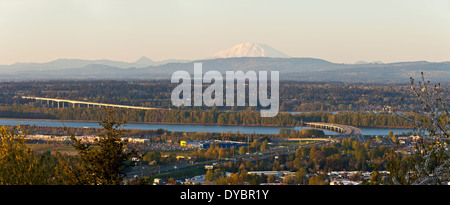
[[125, 140, 328, 180]]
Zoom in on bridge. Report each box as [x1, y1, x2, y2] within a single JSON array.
[[304, 122, 361, 137], [283, 122, 361, 145], [21, 96, 162, 110]]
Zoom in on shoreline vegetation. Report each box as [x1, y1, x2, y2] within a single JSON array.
[[0, 117, 414, 129], [0, 117, 294, 128], [0, 106, 416, 129]]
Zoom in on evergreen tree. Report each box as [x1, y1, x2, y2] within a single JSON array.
[[70, 108, 137, 185]]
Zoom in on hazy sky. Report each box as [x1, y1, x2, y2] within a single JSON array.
[[1, 0, 449, 64]]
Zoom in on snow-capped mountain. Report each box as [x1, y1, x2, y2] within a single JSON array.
[[211, 42, 290, 59]]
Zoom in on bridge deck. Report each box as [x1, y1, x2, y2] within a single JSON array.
[[305, 122, 361, 136], [22, 96, 161, 110]]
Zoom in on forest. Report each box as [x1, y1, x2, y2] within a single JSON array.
[[0, 105, 297, 127], [0, 80, 439, 112]]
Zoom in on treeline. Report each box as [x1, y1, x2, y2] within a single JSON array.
[[295, 111, 416, 128], [278, 128, 325, 138], [2, 80, 442, 112], [8, 124, 167, 138], [0, 105, 297, 127], [280, 81, 414, 111]]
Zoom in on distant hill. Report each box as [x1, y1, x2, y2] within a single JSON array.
[[1, 57, 449, 83], [0, 43, 448, 83], [0, 57, 189, 73]]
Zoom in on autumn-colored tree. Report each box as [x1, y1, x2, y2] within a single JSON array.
[[260, 140, 269, 151], [295, 167, 308, 185], [308, 175, 325, 185], [283, 175, 296, 185], [370, 170, 381, 185], [0, 125, 97, 185], [0, 126, 52, 184], [205, 169, 214, 183], [267, 174, 276, 183]]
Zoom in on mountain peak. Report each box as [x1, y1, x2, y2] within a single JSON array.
[[211, 42, 290, 59], [134, 56, 154, 64]]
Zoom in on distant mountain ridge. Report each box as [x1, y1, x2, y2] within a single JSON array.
[[0, 43, 448, 83], [0, 57, 190, 73], [1, 56, 448, 83]]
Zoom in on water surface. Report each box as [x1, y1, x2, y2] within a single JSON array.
[[0, 118, 413, 136]]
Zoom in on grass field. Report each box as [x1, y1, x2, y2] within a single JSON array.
[[26, 143, 78, 155], [153, 167, 207, 181]]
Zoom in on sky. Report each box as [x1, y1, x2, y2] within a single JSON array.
[[0, 0, 449, 65]]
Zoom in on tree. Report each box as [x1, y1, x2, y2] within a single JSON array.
[[143, 151, 161, 164], [205, 169, 214, 183], [248, 174, 261, 185], [283, 175, 296, 185], [70, 108, 137, 185], [167, 177, 177, 185], [388, 130, 394, 139], [260, 140, 269, 151], [52, 152, 90, 185], [295, 168, 307, 185], [250, 140, 260, 153], [308, 175, 325, 185], [392, 73, 449, 185], [238, 146, 246, 155], [370, 171, 380, 185], [389, 130, 397, 144], [267, 174, 276, 183], [0, 126, 51, 184], [0, 123, 120, 185]]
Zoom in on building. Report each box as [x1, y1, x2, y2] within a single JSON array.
[[153, 178, 164, 185], [185, 175, 205, 185], [130, 138, 150, 143], [187, 140, 248, 149]]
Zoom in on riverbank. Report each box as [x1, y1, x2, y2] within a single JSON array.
[[0, 117, 298, 128], [0, 118, 414, 136], [0, 117, 414, 129]]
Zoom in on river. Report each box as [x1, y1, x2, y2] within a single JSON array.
[[0, 118, 414, 136]]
